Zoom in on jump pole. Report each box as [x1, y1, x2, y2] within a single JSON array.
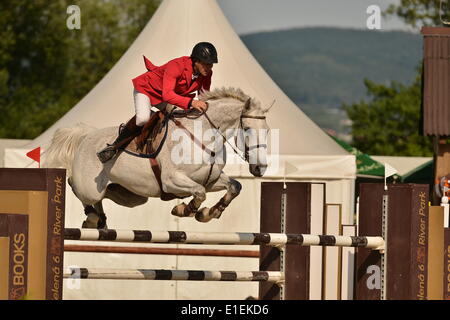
[[64, 268, 283, 282], [64, 245, 260, 258], [63, 228, 384, 248]]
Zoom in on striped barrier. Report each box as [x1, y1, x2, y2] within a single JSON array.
[[64, 228, 385, 250], [64, 268, 283, 282]]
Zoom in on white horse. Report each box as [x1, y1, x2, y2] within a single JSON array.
[[44, 87, 271, 229]]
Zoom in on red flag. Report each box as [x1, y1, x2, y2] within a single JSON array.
[[26, 147, 41, 167]]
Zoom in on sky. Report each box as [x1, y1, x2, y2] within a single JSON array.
[[217, 0, 411, 35]]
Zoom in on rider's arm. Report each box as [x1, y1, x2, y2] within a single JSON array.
[[162, 61, 192, 110]]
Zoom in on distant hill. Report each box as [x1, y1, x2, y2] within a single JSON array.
[[240, 27, 422, 140]]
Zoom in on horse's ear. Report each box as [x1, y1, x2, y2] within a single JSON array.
[[244, 98, 251, 111], [266, 99, 276, 113]]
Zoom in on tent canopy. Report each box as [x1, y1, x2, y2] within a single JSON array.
[[330, 136, 384, 178], [22, 0, 347, 158]]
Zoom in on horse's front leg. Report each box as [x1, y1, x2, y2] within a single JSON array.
[[196, 172, 242, 222], [163, 171, 206, 218]]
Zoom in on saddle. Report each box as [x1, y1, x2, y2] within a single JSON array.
[[126, 108, 202, 157], [126, 112, 167, 157], [124, 108, 202, 201]]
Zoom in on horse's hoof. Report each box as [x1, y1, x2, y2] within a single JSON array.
[[97, 222, 108, 230], [97, 213, 108, 229], [171, 203, 197, 217], [210, 206, 223, 219], [171, 203, 187, 217], [195, 207, 212, 223], [82, 213, 100, 229]]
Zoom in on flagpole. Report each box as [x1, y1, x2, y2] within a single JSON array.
[[384, 162, 398, 191]]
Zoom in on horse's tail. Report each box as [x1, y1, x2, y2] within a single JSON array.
[[43, 123, 96, 177]]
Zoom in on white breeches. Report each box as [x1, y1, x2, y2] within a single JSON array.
[[133, 89, 167, 126]]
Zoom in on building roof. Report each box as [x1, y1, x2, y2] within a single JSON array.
[[422, 27, 450, 136]]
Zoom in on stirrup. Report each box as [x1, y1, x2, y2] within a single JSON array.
[[97, 145, 118, 163]]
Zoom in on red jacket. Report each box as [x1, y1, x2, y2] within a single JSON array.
[[132, 56, 212, 110]]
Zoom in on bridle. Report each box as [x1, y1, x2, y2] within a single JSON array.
[[237, 114, 268, 162], [169, 104, 268, 187], [175, 101, 268, 163], [202, 111, 267, 163]]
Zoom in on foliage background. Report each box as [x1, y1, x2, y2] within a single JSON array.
[[0, 0, 159, 139], [0, 0, 446, 157]]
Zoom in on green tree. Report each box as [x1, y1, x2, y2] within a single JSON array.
[[344, 74, 433, 156], [384, 0, 450, 28], [345, 0, 449, 155], [0, 0, 159, 139]]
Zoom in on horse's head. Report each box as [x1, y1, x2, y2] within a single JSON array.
[[236, 98, 271, 177]]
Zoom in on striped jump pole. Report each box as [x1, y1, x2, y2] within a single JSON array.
[[64, 228, 385, 250], [64, 268, 284, 283]]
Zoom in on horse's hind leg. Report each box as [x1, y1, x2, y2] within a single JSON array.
[[69, 178, 108, 229], [82, 202, 107, 229]]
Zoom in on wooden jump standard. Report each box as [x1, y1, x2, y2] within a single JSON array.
[[0, 169, 443, 300]]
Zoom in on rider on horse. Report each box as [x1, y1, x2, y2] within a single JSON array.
[[97, 42, 218, 163]]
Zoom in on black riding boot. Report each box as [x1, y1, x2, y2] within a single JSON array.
[[97, 116, 142, 163]]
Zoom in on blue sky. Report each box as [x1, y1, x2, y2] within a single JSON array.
[[217, 0, 411, 35]]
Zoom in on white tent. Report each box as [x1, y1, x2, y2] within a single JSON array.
[[3, 0, 356, 299]]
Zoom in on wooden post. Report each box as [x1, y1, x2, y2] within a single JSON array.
[[259, 182, 325, 300], [444, 228, 450, 300], [427, 206, 444, 299], [356, 183, 430, 300], [0, 168, 66, 300], [0, 214, 29, 300]]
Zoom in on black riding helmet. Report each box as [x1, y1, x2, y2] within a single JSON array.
[[191, 42, 218, 64]]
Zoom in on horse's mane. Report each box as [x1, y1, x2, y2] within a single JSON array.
[[200, 87, 249, 103], [200, 87, 264, 112]]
